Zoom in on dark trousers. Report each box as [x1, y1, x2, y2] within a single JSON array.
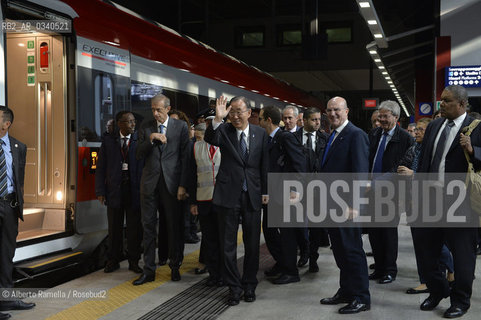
[[157, 206, 168, 262], [216, 192, 261, 296], [106, 183, 142, 263], [197, 202, 221, 279], [263, 205, 298, 276], [416, 227, 477, 310], [296, 227, 309, 256], [0, 202, 18, 289], [262, 205, 282, 264], [369, 227, 398, 277], [411, 227, 454, 284], [328, 227, 370, 305], [308, 228, 330, 262], [141, 172, 184, 276]]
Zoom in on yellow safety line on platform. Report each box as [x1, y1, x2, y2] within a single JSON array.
[[46, 232, 243, 320], [28, 252, 83, 268]]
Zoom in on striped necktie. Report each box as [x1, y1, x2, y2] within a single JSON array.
[[0, 140, 8, 197]]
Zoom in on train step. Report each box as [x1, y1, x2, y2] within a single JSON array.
[[16, 251, 84, 276]]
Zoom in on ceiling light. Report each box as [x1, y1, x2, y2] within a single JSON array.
[[374, 59, 381, 62], [359, 2, 370, 8], [369, 50, 377, 55], [374, 34, 383, 39], [379, 66, 385, 69], [388, 81, 393, 84], [382, 72, 388, 75], [367, 20, 377, 25]]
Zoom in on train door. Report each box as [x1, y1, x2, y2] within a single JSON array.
[[6, 33, 68, 242]]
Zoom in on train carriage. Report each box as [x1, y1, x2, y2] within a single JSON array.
[[0, 0, 323, 282]]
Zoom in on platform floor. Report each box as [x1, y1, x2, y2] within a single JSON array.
[[11, 222, 481, 320]]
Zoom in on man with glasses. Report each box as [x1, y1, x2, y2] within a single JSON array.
[[205, 96, 268, 306], [368, 101, 413, 285], [96, 111, 143, 274]]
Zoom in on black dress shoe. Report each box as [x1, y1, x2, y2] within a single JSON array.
[[406, 287, 429, 294], [133, 274, 155, 285], [244, 290, 256, 302], [264, 264, 281, 277], [309, 262, 319, 273], [297, 255, 309, 267], [227, 291, 241, 306], [320, 292, 351, 305], [195, 266, 207, 274], [338, 299, 370, 314], [158, 259, 167, 266], [379, 274, 395, 284], [368, 272, 382, 280], [443, 306, 467, 318], [420, 295, 443, 311], [0, 312, 10, 320], [128, 262, 143, 273], [0, 300, 35, 311], [171, 268, 181, 281], [206, 277, 222, 287], [272, 274, 300, 285], [104, 261, 120, 273]]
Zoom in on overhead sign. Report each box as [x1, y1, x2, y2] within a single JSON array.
[[445, 65, 481, 88], [419, 102, 433, 116], [76, 37, 130, 77], [362, 98, 379, 110]]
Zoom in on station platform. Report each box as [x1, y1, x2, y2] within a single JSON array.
[[10, 222, 481, 320]]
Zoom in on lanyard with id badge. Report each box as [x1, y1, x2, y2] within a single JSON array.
[[121, 137, 130, 171]]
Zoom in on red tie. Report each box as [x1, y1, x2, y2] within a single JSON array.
[[209, 145, 216, 158]]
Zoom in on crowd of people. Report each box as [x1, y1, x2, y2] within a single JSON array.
[[77, 85, 481, 318], [1, 82, 479, 320]]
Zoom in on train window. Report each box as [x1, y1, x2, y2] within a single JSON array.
[[77, 67, 130, 143], [277, 24, 302, 46], [326, 27, 352, 43], [235, 26, 265, 48]]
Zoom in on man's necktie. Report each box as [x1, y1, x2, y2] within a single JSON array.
[[0, 141, 8, 197], [268, 135, 273, 145], [372, 132, 388, 173], [159, 124, 165, 134], [322, 131, 336, 166], [122, 137, 129, 155], [239, 132, 248, 191], [305, 132, 313, 151], [430, 120, 455, 172]]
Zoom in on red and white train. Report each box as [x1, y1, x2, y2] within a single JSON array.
[[0, 0, 323, 282]]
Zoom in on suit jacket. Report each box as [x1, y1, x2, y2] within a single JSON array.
[[321, 122, 369, 174], [204, 122, 268, 211], [417, 115, 481, 173], [136, 118, 190, 197], [7, 135, 26, 220], [369, 125, 414, 173], [95, 130, 144, 208], [269, 129, 306, 173], [294, 128, 328, 172]]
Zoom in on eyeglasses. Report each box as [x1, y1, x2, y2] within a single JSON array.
[[414, 128, 424, 132], [120, 120, 136, 124], [228, 110, 249, 117]]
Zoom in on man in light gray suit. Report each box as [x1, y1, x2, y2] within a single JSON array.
[[134, 93, 190, 284]]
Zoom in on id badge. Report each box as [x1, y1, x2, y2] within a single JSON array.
[[122, 162, 129, 171]]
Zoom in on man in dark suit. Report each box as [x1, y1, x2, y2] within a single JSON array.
[[0, 106, 35, 318], [319, 97, 371, 314], [134, 93, 190, 284], [294, 108, 329, 272], [204, 96, 268, 306], [415, 85, 481, 318], [95, 111, 143, 274], [368, 101, 414, 284], [259, 106, 306, 284]]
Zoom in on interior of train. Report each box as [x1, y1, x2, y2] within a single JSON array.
[[6, 29, 68, 243]]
